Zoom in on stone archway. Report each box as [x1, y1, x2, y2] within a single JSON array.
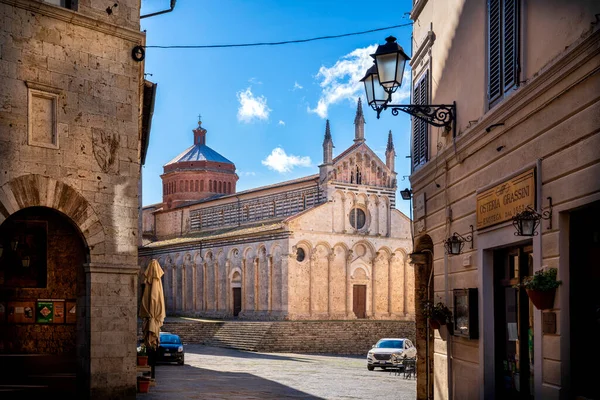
[[0, 174, 105, 397]]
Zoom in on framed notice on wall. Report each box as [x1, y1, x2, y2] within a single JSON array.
[[66, 301, 76, 324], [7, 301, 35, 323], [36, 300, 54, 323], [53, 301, 65, 324]]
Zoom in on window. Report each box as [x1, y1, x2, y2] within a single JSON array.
[[412, 71, 429, 170], [349, 208, 366, 230], [488, 0, 519, 107], [296, 248, 306, 262], [44, 0, 77, 10], [27, 84, 60, 149]]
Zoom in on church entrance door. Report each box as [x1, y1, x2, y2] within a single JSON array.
[[353, 285, 366, 318], [232, 287, 241, 317]]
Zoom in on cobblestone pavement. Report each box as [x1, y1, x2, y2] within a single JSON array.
[[137, 344, 416, 400]]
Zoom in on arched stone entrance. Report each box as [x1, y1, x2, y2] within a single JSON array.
[[0, 206, 88, 396], [0, 175, 104, 397], [409, 235, 434, 400]]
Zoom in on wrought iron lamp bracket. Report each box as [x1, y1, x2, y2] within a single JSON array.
[[444, 225, 474, 255], [375, 101, 456, 137]]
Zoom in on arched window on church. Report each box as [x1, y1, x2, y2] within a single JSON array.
[[218, 181, 222, 193], [201, 180, 204, 191], [179, 181, 183, 192], [355, 166, 362, 185], [228, 182, 232, 194], [209, 180, 213, 192], [195, 180, 198, 192], [185, 180, 189, 192]]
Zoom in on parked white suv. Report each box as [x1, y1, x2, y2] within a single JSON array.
[[366, 338, 416, 371]]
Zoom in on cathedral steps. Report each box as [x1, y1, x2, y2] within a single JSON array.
[[204, 321, 273, 351], [159, 318, 416, 355]]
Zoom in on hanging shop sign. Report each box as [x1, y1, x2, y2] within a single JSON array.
[[476, 168, 535, 229]]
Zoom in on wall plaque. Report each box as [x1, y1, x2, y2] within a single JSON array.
[[476, 169, 535, 229]]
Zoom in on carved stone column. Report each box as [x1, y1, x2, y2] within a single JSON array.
[[309, 250, 317, 317], [375, 198, 380, 235], [341, 195, 347, 233], [371, 252, 379, 318], [327, 249, 335, 316], [267, 254, 273, 313], [241, 258, 246, 312], [346, 250, 353, 317], [254, 257, 259, 312]]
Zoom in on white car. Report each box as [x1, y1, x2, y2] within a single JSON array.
[[366, 338, 416, 371]]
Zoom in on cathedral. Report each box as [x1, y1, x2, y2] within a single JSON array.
[[139, 100, 414, 321]]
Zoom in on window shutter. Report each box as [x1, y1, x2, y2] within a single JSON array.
[[488, 0, 502, 103], [502, 0, 519, 92], [412, 71, 429, 170]]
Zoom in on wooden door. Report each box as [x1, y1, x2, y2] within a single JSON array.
[[353, 285, 366, 318], [232, 287, 241, 317]]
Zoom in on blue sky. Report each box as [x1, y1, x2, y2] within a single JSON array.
[[140, 0, 414, 217]]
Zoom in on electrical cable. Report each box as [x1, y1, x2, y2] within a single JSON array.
[[144, 22, 413, 49]]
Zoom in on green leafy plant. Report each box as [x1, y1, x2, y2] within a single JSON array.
[[513, 267, 562, 291], [422, 300, 453, 324]]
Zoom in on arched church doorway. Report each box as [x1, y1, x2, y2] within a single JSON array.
[[0, 206, 88, 397]]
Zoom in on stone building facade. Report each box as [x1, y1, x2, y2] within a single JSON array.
[[405, 1, 600, 399], [140, 100, 415, 323], [0, 0, 152, 398]]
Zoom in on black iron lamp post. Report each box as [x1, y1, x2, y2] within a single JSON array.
[[512, 198, 553, 236], [361, 36, 456, 137], [444, 225, 474, 255]]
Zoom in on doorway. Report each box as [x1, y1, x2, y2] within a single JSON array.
[[232, 287, 241, 317], [493, 244, 534, 399], [353, 285, 366, 318], [570, 201, 600, 399]]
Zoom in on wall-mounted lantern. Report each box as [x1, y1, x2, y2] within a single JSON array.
[[444, 225, 474, 255]]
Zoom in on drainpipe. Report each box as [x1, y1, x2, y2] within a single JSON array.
[[141, 0, 177, 19], [534, 158, 543, 397]]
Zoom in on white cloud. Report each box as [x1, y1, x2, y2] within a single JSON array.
[[293, 81, 303, 90], [249, 77, 263, 85], [278, 120, 285, 126], [308, 44, 411, 118], [239, 171, 256, 177], [261, 147, 311, 173], [237, 87, 271, 123]]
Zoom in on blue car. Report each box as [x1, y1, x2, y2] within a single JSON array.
[[157, 332, 185, 365]]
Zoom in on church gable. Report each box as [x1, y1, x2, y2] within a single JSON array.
[[330, 143, 393, 188]]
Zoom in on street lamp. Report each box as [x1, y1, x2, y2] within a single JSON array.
[[444, 225, 474, 255], [400, 188, 412, 200], [361, 36, 456, 137], [512, 198, 553, 236]]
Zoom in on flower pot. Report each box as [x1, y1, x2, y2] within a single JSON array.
[[526, 288, 556, 310], [138, 377, 151, 393], [429, 318, 441, 329], [137, 355, 148, 366]]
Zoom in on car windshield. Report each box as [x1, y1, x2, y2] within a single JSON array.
[[376, 340, 404, 349], [160, 335, 181, 344]]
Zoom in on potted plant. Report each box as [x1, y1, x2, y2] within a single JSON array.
[[423, 300, 453, 329], [137, 344, 148, 366], [513, 267, 562, 310], [137, 376, 151, 393]]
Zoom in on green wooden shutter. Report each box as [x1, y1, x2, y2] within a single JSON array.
[[488, 0, 502, 103], [503, 0, 519, 92], [412, 71, 429, 170]]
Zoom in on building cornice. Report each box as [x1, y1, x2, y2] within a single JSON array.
[[1, 0, 145, 43], [409, 30, 435, 68], [410, 0, 428, 21]]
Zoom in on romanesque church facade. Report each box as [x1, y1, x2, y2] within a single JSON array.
[[139, 100, 414, 321]]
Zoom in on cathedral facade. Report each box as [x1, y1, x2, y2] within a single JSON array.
[[139, 100, 414, 321]]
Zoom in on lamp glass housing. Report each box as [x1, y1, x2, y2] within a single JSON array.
[[361, 66, 388, 108], [519, 218, 537, 236], [372, 36, 410, 90], [400, 189, 412, 200]]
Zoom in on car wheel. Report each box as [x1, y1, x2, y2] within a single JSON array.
[[178, 359, 184, 365], [367, 365, 374, 371]]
